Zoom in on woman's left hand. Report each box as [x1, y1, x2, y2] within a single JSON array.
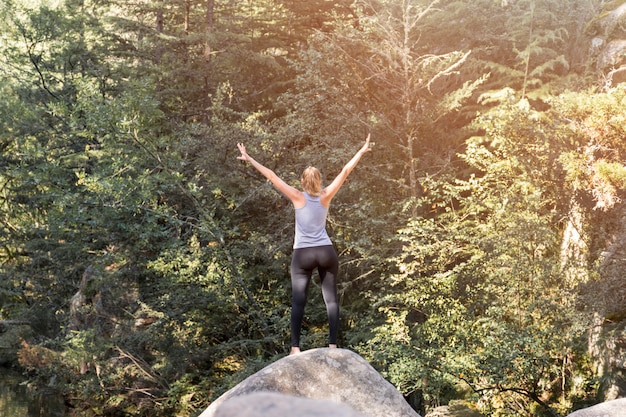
[[237, 143, 250, 161]]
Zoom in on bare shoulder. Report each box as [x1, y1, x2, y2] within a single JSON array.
[[320, 189, 332, 208], [292, 190, 306, 209]]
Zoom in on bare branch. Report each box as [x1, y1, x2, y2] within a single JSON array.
[[426, 50, 472, 93]]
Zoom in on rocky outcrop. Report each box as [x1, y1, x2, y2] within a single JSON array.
[[598, 3, 626, 40], [213, 392, 368, 417], [199, 348, 421, 417], [590, 3, 626, 87], [585, 203, 626, 401], [566, 398, 626, 417], [588, 317, 626, 401]]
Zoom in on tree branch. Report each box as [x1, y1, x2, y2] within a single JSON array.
[[426, 50, 472, 93], [459, 377, 562, 417]]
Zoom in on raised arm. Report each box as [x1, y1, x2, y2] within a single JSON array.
[[320, 134, 372, 206], [237, 143, 304, 207]]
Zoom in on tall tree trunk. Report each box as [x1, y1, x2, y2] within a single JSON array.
[[204, 0, 214, 61], [155, 0, 164, 63], [560, 197, 588, 286], [521, 0, 535, 100], [183, 0, 190, 63], [184, 0, 190, 35]]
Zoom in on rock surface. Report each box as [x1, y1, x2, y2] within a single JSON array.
[[566, 398, 626, 417], [199, 348, 421, 417], [213, 392, 368, 417]]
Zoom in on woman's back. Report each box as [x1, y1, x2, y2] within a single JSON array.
[[294, 193, 332, 249]]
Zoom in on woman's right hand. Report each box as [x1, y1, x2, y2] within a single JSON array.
[[360, 134, 372, 154]]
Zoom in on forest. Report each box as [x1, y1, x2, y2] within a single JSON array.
[[1, 0, 626, 416]]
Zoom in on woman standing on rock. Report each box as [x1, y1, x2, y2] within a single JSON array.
[[237, 135, 372, 355]]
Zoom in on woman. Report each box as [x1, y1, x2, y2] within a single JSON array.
[[237, 135, 371, 354]]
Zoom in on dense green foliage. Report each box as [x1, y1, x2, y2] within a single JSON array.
[[1, 0, 626, 416]]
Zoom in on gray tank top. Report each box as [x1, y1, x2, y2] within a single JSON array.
[[293, 192, 332, 249]]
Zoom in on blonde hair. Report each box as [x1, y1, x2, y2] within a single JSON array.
[[301, 166, 322, 196]]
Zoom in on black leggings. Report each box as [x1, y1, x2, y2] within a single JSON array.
[[290, 245, 339, 347]]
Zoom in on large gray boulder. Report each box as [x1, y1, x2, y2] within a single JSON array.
[[213, 392, 368, 417], [199, 348, 421, 417], [566, 398, 626, 417]]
